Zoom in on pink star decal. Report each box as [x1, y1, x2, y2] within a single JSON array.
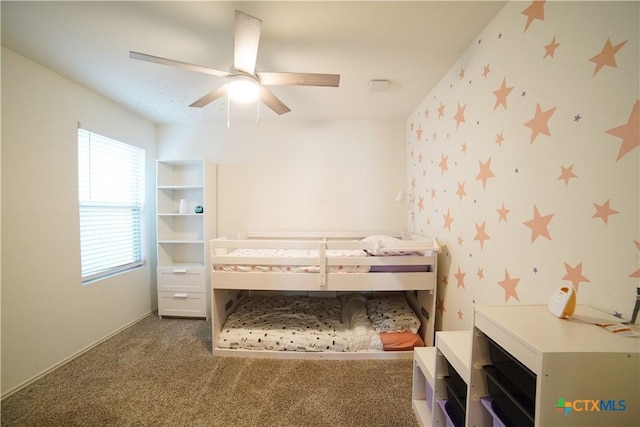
[[459, 68, 465, 80], [592, 199, 619, 224], [482, 64, 491, 78], [474, 221, 490, 249], [495, 132, 505, 147], [524, 103, 556, 143], [455, 266, 466, 289], [437, 102, 446, 118], [439, 153, 449, 175], [443, 209, 454, 232], [416, 124, 423, 141], [457, 235, 464, 246], [461, 142, 468, 153], [453, 103, 466, 129], [493, 78, 514, 110], [477, 267, 485, 281], [431, 188, 437, 200], [544, 36, 560, 59], [418, 152, 423, 163], [497, 203, 510, 223], [558, 164, 578, 186], [522, 0, 545, 32], [456, 181, 467, 201], [498, 270, 520, 302], [409, 121, 415, 131], [476, 157, 495, 190], [523, 205, 554, 243], [424, 108, 429, 118], [457, 309, 464, 320], [417, 195, 424, 212], [436, 297, 446, 315], [605, 100, 639, 161], [562, 262, 591, 292], [589, 38, 628, 76]]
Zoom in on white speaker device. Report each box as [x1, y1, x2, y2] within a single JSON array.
[[548, 286, 577, 319]]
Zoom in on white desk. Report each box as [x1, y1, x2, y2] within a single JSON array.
[[473, 305, 639, 427]]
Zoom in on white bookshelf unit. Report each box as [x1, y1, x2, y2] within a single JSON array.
[[156, 160, 216, 319], [412, 305, 639, 426]]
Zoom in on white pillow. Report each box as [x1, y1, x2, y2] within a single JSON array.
[[361, 235, 416, 256], [366, 295, 421, 334]]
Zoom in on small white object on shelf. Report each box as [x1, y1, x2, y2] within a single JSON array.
[[179, 198, 188, 214]]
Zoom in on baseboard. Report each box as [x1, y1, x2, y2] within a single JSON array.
[[1, 309, 158, 401]]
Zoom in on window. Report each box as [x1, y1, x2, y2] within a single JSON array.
[[78, 127, 145, 283]]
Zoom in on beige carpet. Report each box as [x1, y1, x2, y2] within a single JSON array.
[[1, 314, 418, 426]]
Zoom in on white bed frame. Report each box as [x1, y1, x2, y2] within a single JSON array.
[[210, 231, 439, 359]]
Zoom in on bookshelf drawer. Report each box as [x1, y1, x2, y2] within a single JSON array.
[[158, 291, 206, 318], [158, 267, 205, 292]]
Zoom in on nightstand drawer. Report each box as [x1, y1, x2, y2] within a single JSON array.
[[157, 267, 205, 292], [158, 291, 206, 318]]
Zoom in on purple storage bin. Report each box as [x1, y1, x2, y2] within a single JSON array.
[[426, 381, 433, 411], [438, 399, 455, 427], [481, 397, 508, 427]]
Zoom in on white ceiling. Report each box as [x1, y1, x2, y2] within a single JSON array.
[[1, 1, 506, 125]]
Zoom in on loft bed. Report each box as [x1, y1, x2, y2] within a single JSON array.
[[210, 231, 439, 359]]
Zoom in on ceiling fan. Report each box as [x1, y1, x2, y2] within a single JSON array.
[[130, 10, 340, 116]]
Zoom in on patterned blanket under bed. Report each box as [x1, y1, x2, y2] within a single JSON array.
[[216, 294, 421, 352], [217, 295, 353, 351]]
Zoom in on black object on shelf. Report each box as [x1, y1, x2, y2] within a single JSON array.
[[486, 337, 536, 402], [446, 400, 465, 427], [444, 360, 467, 418], [485, 366, 535, 427]]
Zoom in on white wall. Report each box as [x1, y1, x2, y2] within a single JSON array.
[[158, 120, 409, 238], [1, 47, 157, 396], [1, 46, 409, 395]]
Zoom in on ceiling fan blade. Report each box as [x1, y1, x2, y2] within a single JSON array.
[[257, 72, 340, 87], [260, 87, 291, 115], [190, 84, 228, 108], [234, 11, 262, 75], [130, 51, 229, 78]]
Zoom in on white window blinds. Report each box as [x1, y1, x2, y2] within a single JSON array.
[[78, 127, 145, 283]]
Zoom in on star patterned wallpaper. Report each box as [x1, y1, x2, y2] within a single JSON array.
[[405, 1, 639, 330]]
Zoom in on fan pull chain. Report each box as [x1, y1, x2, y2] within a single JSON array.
[[227, 93, 231, 129], [256, 97, 260, 124]]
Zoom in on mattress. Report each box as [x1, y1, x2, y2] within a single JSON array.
[[216, 294, 423, 352], [213, 248, 371, 273]]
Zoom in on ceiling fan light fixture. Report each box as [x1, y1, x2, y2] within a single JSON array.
[[228, 74, 259, 103]]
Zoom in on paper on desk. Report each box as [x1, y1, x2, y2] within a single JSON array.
[[595, 322, 639, 337]]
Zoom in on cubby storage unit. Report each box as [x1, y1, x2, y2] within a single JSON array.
[[472, 305, 639, 427], [412, 306, 639, 426], [434, 331, 472, 427], [412, 331, 472, 427], [412, 346, 437, 426], [156, 160, 216, 319]]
